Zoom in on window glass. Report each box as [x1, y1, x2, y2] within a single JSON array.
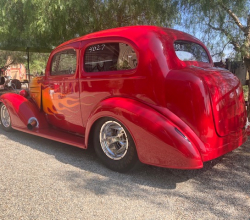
[[84, 43, 138, 72], [51, 49, 77, 75], [174, 41, 209, 63]]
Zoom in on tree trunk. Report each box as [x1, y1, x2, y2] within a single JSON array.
[[245, 58, 250, 120]]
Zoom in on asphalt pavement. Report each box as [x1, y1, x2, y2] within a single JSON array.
[[0, 129, 249, 219]]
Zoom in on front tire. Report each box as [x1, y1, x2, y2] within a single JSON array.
[[0, 103, 13, 132], [93, 117, 138, 172]]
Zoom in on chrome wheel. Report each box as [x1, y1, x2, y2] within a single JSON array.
[[99, 121, 129, 160], [1, 104, 10, 128], [94, 117, 138, 172]]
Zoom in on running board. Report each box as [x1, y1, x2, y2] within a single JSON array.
[[13, 126, 86, 149]]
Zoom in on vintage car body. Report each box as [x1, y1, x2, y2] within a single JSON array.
[[0, 26, 247, 172]]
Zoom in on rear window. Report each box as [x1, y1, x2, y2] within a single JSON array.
[[174, 41, 209, 63], [84, 43, 138, 72]]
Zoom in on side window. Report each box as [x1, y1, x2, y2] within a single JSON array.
[[84, 43, 138, 72], [51, 49, 77, 75]]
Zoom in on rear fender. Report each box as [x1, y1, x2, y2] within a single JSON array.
[[85, 97, 203, 169], [0, 93, 48, 130]]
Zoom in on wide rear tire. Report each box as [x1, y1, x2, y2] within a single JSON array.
[[93, 117, 138, 172]]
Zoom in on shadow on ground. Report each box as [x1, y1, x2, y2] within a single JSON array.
[[1, 128, 250, 218], [1, 129, 247, 188]]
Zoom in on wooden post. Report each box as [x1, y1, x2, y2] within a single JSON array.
[[27, 47, 30, 82]]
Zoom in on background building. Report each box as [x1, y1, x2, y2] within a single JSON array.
[[5, 63, 27, 81]]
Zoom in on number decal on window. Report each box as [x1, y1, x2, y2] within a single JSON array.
[[88, 44, 106, 52]]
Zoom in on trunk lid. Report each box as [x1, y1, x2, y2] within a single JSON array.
[[197, 67, 246, 137]]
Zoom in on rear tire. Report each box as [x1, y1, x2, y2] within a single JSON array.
[[0, 103, 13, 132], [93, 117, 138, 172]]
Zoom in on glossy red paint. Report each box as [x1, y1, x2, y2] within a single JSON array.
[[19, 89, 29, 98], [0, 93, 48, 130], [84, 97, 203, 169], [0, 26, 247, 170]]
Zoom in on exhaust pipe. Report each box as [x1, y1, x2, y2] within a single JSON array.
[[27, 117, 39, 130]]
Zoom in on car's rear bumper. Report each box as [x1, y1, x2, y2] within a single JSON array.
[[201, 128, 247, 162]]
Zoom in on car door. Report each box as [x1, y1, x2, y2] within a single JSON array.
[[42, 44, 84, 135], [79, 40, 139, 129]]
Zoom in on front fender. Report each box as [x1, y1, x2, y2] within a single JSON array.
[[85, 97, 203, 169], [0, 93, 48, 130]]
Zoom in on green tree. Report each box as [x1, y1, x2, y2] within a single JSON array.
[[35, 0, 179, 45], [0, 0, 179, 49], [0, 0, 55, 50], [177, 1, 250, 60], [29, 53, 49, 75]]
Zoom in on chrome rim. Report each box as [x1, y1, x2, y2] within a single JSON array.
[[0, 105, 10, 128], [99, 121, 128, 160]]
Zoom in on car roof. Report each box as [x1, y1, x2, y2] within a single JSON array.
[[56, 25, 202, 49]]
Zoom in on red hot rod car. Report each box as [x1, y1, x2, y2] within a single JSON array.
[[0, 26, 247, 172]]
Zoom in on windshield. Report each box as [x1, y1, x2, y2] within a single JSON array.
[[174, 40, 209, 63]]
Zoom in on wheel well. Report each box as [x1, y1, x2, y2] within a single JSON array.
[[87, 116, 136, 150]]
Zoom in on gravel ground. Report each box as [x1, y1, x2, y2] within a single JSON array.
[[0, 129, 249, 220]]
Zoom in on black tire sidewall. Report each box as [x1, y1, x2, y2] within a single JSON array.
[[93, 117, 138, 172]]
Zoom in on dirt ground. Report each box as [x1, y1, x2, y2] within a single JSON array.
[[0, 128, 249, 219]]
